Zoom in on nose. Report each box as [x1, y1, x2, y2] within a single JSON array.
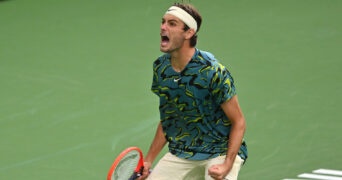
[[160, 22, 166, 30]]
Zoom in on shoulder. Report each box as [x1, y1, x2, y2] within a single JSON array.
[[195, 49, 227, 72], [195, 50, 221, 67], [198, 50, 216, 62], [153, 53, 170, 67]]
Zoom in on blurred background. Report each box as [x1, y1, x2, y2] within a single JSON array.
[[0, 0, 341, 179]]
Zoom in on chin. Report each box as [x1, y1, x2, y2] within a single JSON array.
[[160, 47, 169, 53]]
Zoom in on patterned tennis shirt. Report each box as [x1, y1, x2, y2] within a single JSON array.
[[151, 49, 247, 161]]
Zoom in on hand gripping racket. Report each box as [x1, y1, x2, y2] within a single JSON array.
[[107, 147, 144, 180]]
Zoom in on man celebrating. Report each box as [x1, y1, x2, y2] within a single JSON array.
[[140, 3, 248, 180]]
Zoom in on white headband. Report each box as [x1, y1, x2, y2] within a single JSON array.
[[165, 6, 197, 32]]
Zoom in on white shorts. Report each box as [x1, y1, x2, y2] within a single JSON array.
[[147, 152, 244, 180]]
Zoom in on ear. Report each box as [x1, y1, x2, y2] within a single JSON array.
[[185, 29, 196, 40]]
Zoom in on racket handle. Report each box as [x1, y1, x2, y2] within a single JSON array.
[[128, 168, 152, 180], [128, 172, 139, 180]]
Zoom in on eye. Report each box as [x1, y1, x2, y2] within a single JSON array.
[[169, 22, 176, 27]]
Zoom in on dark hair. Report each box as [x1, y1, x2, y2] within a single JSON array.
[[173, 3, 202, 47]]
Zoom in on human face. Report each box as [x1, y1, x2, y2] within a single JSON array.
[[160, 14, 188, 53]]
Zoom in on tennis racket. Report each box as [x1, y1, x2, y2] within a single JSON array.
[[107, 147, 144, 180]]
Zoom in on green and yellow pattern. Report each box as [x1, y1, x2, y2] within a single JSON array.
[[151, 49, 247, 160]]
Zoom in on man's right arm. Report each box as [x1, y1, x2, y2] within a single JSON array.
[[139, 122, 167, 179]]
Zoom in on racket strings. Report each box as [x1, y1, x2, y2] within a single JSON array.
[[113, 151, 140, 180]]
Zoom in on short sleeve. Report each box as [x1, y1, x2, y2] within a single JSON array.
[[151, 59, 160, 96], [210, 63, 236, 105]]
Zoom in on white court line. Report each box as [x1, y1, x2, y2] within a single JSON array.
[[314, 169, 342, 176], [298, 173, 342, 180]]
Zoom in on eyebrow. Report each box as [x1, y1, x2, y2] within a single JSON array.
[[162, 17, 182, 22], [162, 17, 181, 24]]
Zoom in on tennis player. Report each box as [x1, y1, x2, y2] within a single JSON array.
[[139, 3, 248, 180]]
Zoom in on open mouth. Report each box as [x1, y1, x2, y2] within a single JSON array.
[[161, 35, 169, 46]]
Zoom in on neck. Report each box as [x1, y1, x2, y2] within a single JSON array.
[[170, 47, 195, 72]]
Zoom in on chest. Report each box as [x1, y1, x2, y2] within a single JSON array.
[[158, 65, 213, 103]]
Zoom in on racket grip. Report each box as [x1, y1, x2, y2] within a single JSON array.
[[128, 168, 152, 180], [129, 166, 144, 180], [128, 173, 139, 180]]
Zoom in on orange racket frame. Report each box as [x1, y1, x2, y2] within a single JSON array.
[[107, 147, 144, 180]]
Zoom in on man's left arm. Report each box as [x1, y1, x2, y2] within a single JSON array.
[[208, 95, 246, 179]]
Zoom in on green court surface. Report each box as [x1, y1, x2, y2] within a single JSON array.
[[1, 0, 341, 179]]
